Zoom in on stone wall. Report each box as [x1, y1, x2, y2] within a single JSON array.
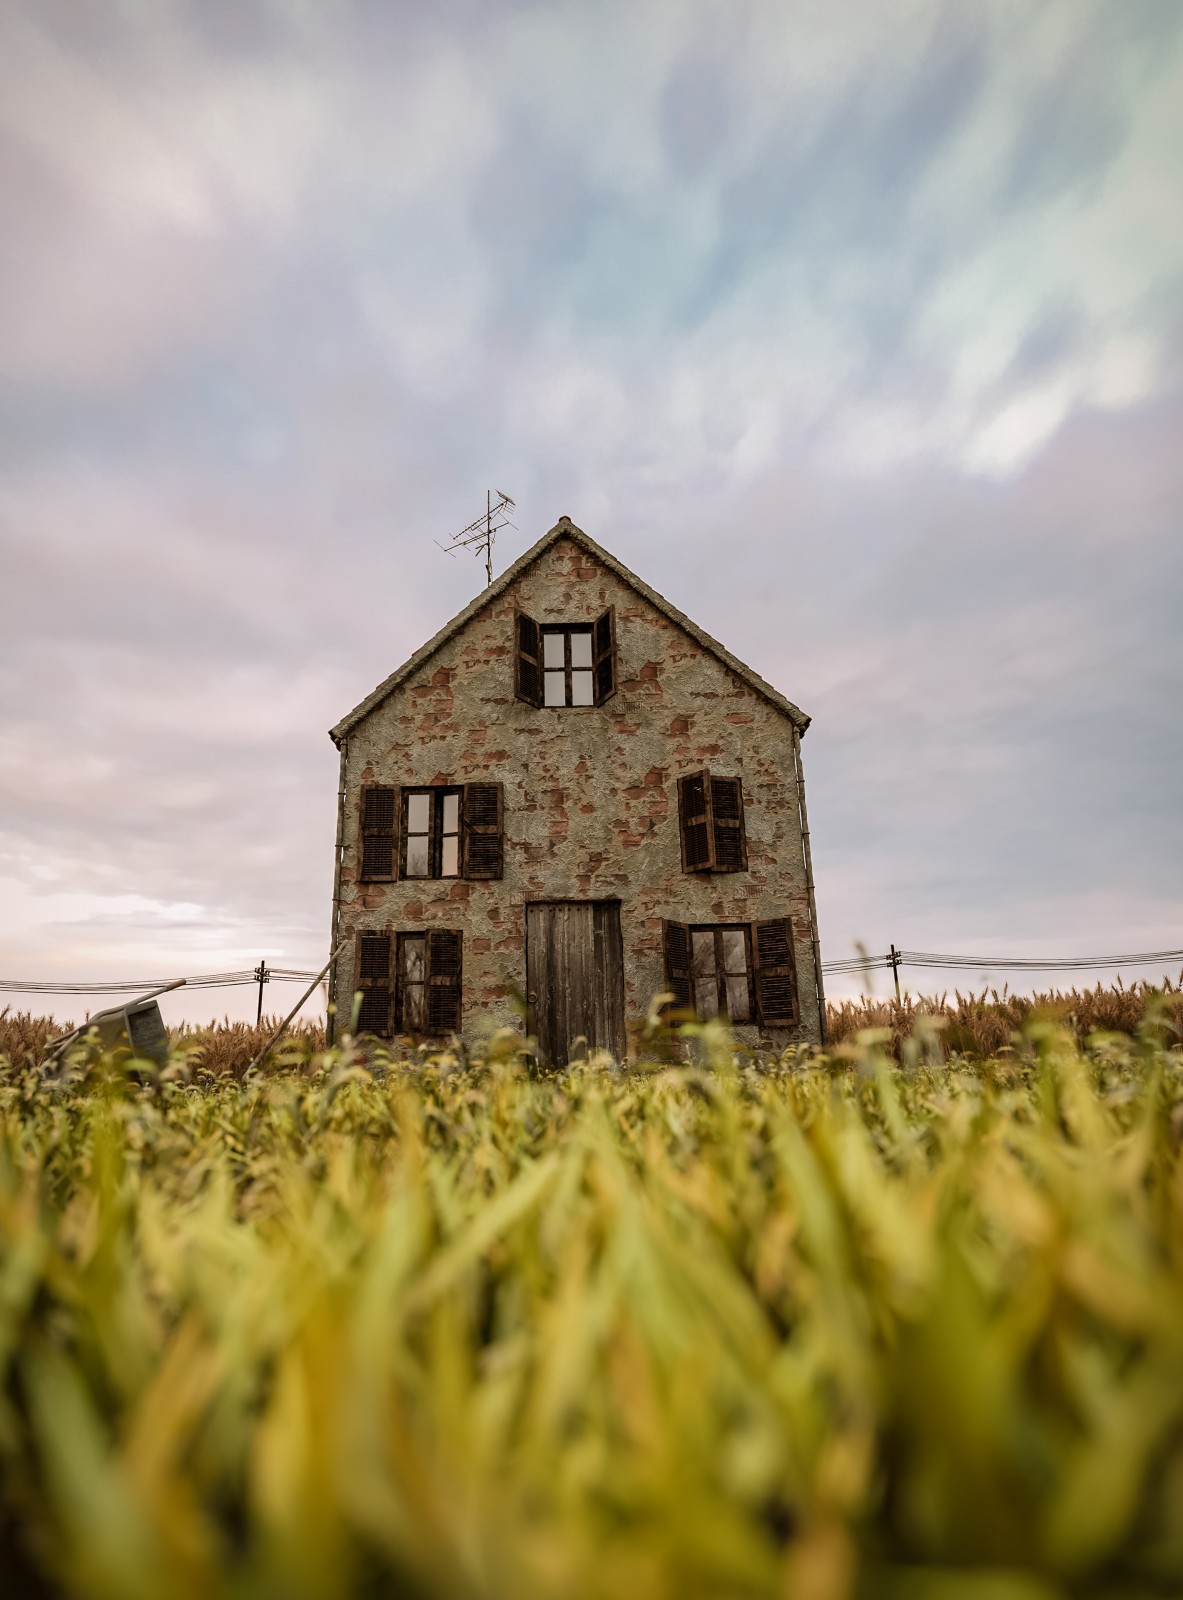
[[331, 534, 823, 1049]]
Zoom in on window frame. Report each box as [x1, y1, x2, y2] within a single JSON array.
[[688, 922, 755, 1023], [540, 624, 596, 708], [400, 786, 463, 880], [355, 927, 463, 1039]]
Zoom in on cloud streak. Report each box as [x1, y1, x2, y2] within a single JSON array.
[[1, 0, 1181, 1016]]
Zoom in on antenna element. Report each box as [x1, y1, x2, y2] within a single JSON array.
[[438, 491, 517, 586]]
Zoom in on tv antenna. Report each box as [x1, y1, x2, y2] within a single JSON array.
[[438, 490, 517, 586]]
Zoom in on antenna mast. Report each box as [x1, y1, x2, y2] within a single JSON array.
[[438, 490, 517, 586]]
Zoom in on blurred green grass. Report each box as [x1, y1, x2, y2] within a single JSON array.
[[1, 1012, 1182, 1598]]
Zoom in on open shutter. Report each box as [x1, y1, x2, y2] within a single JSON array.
[[662, 921, 693, 1015], [677, 772, 715, 872], [356, 931, 393, 1036], [593, 606, 617, 705], [514, 612, 543, 706], [463, 783, 504, 879], [360, 785, 396, 881], [710, 777, 748, 872], [752, 918, 798, 1026], [426, 929, 463, 1034]]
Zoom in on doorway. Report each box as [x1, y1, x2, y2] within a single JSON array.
[[525, 900, 625, 1067]]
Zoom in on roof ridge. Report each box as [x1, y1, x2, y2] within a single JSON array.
[[329, 517, 809, 742]]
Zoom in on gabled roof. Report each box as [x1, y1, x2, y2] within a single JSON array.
[[330, 517, 810, 744]]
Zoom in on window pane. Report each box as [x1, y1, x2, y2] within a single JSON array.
[[405, 835, 430, 876], [544, 670, 566, 706], [440, 835, 459, 877], [720, 929, 747, 973], [406, 792, 430, 832], [403, 983, 425, 1031], [724, 972, 751, 1022], [403, 937, 425, 983], [570, 630, 593, 668], [571, 669, 594, 706], [441, 793, 459, 832], [691, 930, 717, 978], [543, 633, 565, 668], [694, 978, 720, 1018]]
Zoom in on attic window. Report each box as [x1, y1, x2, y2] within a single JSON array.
[[515, 609, 617, 707], [544, 627, 594, 706]]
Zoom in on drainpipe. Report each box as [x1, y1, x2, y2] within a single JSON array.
[[791, 726, 827, 1046], [327, 735, 349, 1046]]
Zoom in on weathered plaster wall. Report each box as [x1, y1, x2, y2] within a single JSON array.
[[332, 535, 822, 1049]]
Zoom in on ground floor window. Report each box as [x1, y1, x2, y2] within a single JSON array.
[[355, 928, 463, 1037], [691, 925, 753, 1021], [663, 916, 798, 1026]]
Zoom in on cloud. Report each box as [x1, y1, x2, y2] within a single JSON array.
[[1, 0, 1180, 1018]]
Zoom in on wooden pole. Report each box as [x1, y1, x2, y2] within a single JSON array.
[[890, 943, 901, 1004], [246, 942, 344, 1075], [254, 960, 268, 1025]]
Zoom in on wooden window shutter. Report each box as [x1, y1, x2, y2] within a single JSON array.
[[662, 921, 693, 1015], [360, 785, 396, 881], [710, 777, 748, 872], [593, 606, 617, 705], [514, 612, 543, 706], [425, 929, 463, 1034], [355, 931, 393, 1036], [677, 771, 715, 872], [752, 918, 798, 1026], [462, 783, 503, 879]]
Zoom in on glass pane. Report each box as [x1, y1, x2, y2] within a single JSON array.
[[442, 792, 459, 832], [440, 835, 459, 877], [721, 929, 747, 973], [691, 930, 717, 978], [544, 670, 566, 706], [403, 983, 425, 1032], [570, 630, 593, 668], [571, 669, 594, 706], [403, 937, 425, 983], [406, 792, 430, 832], [695, 978, 719, 1018], [724, 972, 751, 1022], [543, 633, 565, 668], [405, 835, 430, 876]]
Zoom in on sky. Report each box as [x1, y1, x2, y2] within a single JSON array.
[[1, 0, 1181, 1025]]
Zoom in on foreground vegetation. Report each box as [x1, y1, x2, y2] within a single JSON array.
[[1, 1008, 1182, 1598]]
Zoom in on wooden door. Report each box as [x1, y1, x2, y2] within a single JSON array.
[[526, 901, 625, 1067]]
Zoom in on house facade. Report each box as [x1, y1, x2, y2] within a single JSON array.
[[327, 518, 826, 1062]]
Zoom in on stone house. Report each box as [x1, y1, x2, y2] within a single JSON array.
[[327, 517, 826, 1062]]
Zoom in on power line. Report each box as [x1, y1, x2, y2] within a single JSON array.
[[0, 968, 320, 996], [821, 947, 1183, 976]]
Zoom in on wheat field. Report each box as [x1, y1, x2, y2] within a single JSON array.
[[1, 1005, 1182, 1598]]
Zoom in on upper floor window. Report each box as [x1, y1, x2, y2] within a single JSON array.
[[677, 772, 748, 873], [515, 608, 617, 707], [359, 783, 503, 882], [403, 787, 460, 878]]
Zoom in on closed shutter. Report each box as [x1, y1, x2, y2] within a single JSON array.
[[752, 918, 798, 1025], [593, 606, 617, 704], [360, 785, 396, 881], [514, 612, 543, 706], [677, 772, 714, 872], [662, 921, 693, 1015], [710, 777, 748, 872], [356, 931, 392, 1036], [426, 929, 463, 1034], [462, 783, 504, 879]]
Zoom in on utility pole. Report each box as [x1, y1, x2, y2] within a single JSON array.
[[889, 944, 902, 1004], [254, 960, 269, 1026], [438, 491, 516, 587]]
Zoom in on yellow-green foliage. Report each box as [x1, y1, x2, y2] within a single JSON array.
[[2, 1023, 1183, 1599]]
